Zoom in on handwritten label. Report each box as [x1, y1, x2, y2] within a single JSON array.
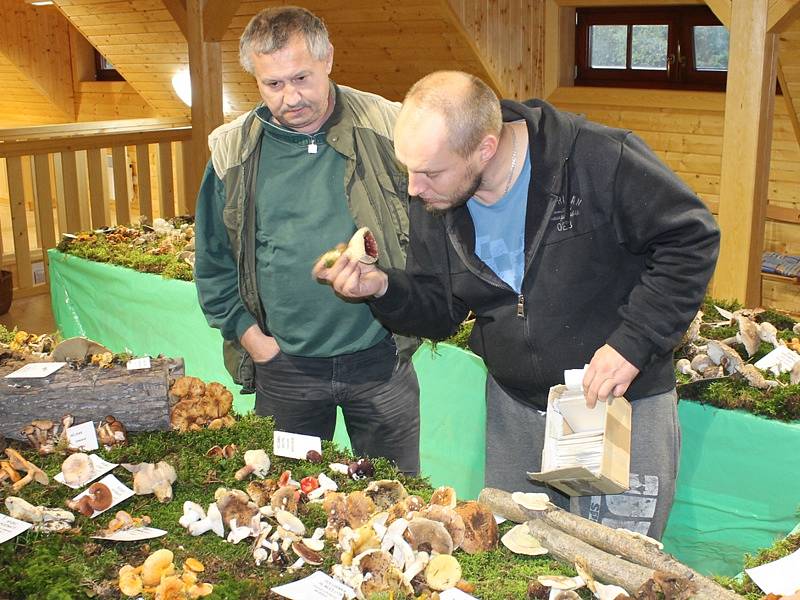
[[273, 430, 322, 460], [271, 571, 355, 600], [0, 514, 32, 544], [66, 420, 99, 452]]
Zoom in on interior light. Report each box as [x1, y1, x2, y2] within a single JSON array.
[[171, 70, 192, 107], [28, 1, 54, 5]]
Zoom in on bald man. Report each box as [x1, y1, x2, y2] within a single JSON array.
[[314, 71, 719, 539]]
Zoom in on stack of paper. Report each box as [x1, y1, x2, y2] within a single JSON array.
[[552, 386, 606, 473]]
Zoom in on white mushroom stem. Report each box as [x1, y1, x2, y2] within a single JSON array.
[[179, 501, 206, 528], [675, 358, 699, 380], [189, 503, 224, 537], [403, 551, 430, 585]]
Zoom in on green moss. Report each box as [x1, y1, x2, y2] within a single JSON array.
[[443, 319, 474, 350], [0, 324, 15, 344], [722, 533, 800, 598]]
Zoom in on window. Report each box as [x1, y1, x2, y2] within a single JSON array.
[[94, 49, 124, 82], [575, 6, 728, 91]]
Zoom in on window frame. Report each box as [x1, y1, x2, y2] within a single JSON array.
[[94, 49, 124, 82], [575, 5, 728, 91]]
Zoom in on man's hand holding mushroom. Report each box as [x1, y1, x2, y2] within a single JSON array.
[[313, 253, 389, 300], [312, 226, 388, 300]]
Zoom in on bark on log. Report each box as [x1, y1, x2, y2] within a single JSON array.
[[526, 519, 657, 593], [0, 356, 184, 439], [479, 487, 743, 600]]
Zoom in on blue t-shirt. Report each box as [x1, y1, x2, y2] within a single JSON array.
[[467, 148, 531, 292]]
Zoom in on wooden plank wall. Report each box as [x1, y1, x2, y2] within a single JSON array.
[[0, 54, 69, 127], [75, 82, 158, 121], [0, 0, 75, 121], [447, 0, 545, 100]]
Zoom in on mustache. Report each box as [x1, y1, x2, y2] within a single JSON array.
[[281, 103, 309, 114]]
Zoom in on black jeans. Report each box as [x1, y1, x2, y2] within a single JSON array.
[[254, 336, 420, 475]]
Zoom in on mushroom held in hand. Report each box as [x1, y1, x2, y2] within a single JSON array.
[[319, 226, 379, 267]]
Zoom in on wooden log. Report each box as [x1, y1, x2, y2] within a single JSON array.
[[0, 355, 184, 440], [479, 487, 743, 600], [526, 519, 658, 594]]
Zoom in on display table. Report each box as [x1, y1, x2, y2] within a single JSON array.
[[49, 249, 800, 576]]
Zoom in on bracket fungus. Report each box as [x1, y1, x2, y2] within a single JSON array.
[[500, 524, 549, 556], [511, 491, 552, 512]]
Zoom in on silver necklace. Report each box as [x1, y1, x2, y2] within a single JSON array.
[[503, 124, 518, 196]]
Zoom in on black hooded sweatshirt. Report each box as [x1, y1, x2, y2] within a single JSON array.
[[370, 98, 720, 409]]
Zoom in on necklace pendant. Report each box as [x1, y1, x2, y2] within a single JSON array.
[[308, 142, 318, 154]]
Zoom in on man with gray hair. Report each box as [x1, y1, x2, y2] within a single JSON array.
[[315, 70, 720, 538], [194, 6, 420, 474]]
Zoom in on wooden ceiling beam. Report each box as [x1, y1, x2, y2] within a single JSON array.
[[203, 1, 240, 43], [776, 58, 800, 151], [162, 0, 187, 39], [767, 0, 800, 32], [712, 0, 779, 306], [704, 0, 731, 26]]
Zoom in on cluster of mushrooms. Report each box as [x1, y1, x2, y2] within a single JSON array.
[[118, 548, 212, 598], [177, 440, 505, 599], [3, 329, 55, 355], [169, 376, 236, 432], [677, 308, 800, 388], [146, 217, 196, 267], [17, 414, 128, 456]]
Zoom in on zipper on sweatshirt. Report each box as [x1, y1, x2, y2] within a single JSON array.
[[517, 294, 525, 318]]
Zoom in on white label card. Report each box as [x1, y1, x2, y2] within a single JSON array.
[[745, 548, 800, 596], [55, 454, 118, 489], [494, 514, 507, 525], [754, 346, 800, 376], [0, 514, 33, 544], [273, 430, 322, 460], [70, 474, 134, 518], [66, 420, 99, 451], [126, 356, 151, 370], [91, 526, 168, 542], [5, 362, 66, 379], [271, 571, 355, 600], [440, 589, 478, 599]]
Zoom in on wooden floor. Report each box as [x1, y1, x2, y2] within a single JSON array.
[[0, 291, 55, 334]]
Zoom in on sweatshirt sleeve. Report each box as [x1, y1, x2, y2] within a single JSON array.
[[193, 162, 257, 342], [606, 132, 720, 369], [369, 204, 469, 340]]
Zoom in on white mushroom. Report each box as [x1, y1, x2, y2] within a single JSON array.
[[738, 364, 780, 390], [122, 461, 177, 503], [706, 340, 744, 374], [226, 518, 253, 544], [235, 449, 271, 481], [501, 524, 549, 556], [403, 551, 429, 585], [5, 497, 75, 532], [511, 491, 552, 511], [275, 509, 306, 536], [757, 321, 782, 348], [537, 575, 585, 591], [794, 323, 800, 335], [735, 314, 761, 357], [594, 581, 630, 599], [61, 453, 94, 487], [188, 502, 224, 537], [791, 361, 800, 386], [307, 473, 338, 500], [179, 501, 206, 528], [689, 353, 713, 374]]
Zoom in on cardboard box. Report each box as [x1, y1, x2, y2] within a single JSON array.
[[527, 384, 632, 496]]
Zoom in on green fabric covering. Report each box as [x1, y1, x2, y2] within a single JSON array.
[[48, 249, 800, 576], [662, 400, 800, 576]]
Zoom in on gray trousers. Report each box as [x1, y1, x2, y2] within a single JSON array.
[[254, 336, 421, 475], [485, 375, 680, 539]]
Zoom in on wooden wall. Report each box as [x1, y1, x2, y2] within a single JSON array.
[[448, 0, 545, 99]]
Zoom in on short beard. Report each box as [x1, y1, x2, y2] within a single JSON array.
[[424, 171, 482, 216]]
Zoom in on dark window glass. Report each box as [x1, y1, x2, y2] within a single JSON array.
[[94, 49, 124, 82], [576, 6, 728, 91]]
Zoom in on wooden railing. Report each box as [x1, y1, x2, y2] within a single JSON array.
[[0, 119, 192, 297]]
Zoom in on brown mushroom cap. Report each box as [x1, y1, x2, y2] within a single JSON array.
[[454, 501, 498, 554], [86, 482, 113, 512], [247, 478, 278, 507], [346, 491, 376, 529], [365, 479, 408, 510], [405, 517, 454, 555], [430, 486, 457, 509], [292, 541, 323, 565], [216, 488, 259, 528], [419, 504, 466, 550], [270, 485, 300, 513]]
